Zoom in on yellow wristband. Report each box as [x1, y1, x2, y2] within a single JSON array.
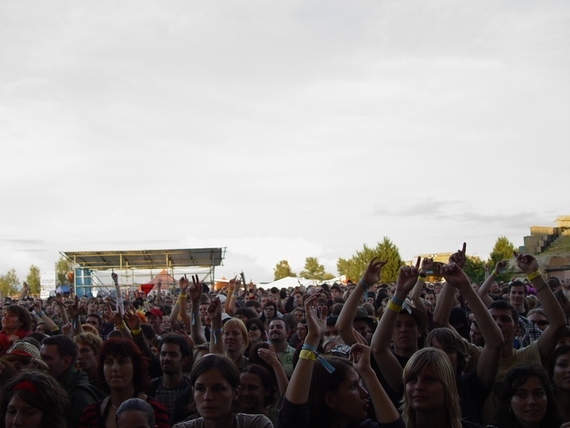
[[527, 270, 542, 281], [115, 322, 126, 330], [299, 349, 317, 361], [131, 328, 142, 335], [179, 292, 187, 298], [387, 301, 402, 313]]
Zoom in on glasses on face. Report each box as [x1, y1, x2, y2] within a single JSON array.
[[531, 320, 549, 326], [249, 326, 259, 331], [264, 307, 275, 311]]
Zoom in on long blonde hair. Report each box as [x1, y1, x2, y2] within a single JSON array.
[[402, 347, 462, 428]]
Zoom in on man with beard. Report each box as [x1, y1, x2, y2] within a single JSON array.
[[147, 334, 192, 424], [268, 319, 295, 377]]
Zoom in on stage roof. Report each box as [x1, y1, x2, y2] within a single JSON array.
[[61, 247, 225, 270]]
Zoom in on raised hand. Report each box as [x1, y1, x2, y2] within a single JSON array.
[[361, 258, 387, 286], [124, 310, 141, 331], [449, 242, 467, 268], [349, 343, 372, 374], [257, 346, 280, 367], [440, 263, 470, 288], [207, 297, 223, 328], [513, 251, 538, 274], [103, 302, 123, 325], [67, 296, 81, 319], [188, 275, 201, 301], [179, 275, 190, 292], [304, 292, 327, 340], [111, 271, 119, 286], [395, 266, 419, 296], [494, 260, 508, 273]]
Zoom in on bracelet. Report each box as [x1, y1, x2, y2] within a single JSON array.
[[212, 328, 223, 345], [419, 272, 427, 278], [131, 328, 142, 335], [299, 349, 317, 361], [301, 344, 335, 373], [358, 280, 368, 290], [115, 322, 127, 330], [387, 300, 402, 313], [391, 296, 404, 306], [192, 312, 199, 326], [179, 292, 187, 298], [491, 270, 498, 276], [527, 270, 542, 281], [38, 310, 45, 317]]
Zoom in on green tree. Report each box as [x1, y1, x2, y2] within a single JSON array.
[[25, 265, 41, 295], [463, 256, 486, 284], [336, 237, 403, 283], [299, 257, 334, 281], [273, 260, 296, 281], [488, 236, 516, 283], [55, 256, 73, 285], [0, 269, 19, 296]]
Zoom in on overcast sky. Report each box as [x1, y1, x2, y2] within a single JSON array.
[[1, 1, 569, 287]]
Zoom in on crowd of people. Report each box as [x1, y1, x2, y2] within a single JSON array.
[[0, 245, 570, 428]]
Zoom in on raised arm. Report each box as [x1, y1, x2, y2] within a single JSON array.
[[284, 292, 326, 404], [170, 276, 191, 332], [224, 278, 240, 316], [336, 258, 386, 346], [441, 263, 504, 388], [208, 297, 224, 355], [350, 343, 400, 424], [32, 299, 60, 335], [433, 243, 466, 328], [370, 265, 418, 395], [477, 260, 507, 307], [514, 251, 566, 364], [189, 275, 206, 345], [257, 346, 290, 398], [410, 257, 431, 313], [65, 297, 84, 336]]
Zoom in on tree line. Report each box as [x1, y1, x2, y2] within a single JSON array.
[[273, 235, 517, 284]]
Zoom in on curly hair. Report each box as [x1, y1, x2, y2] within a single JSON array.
[[0, 371, 69, 428], [97, 339, 149, 394], [73, 332, 103, 355]]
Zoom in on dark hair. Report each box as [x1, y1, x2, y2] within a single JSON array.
[[494, 363, 562, 428], [97, 339, 149, 394], [509, 280, 527, 295], [260, 301, 277, 322], [235, 307, 257, 320], [42, 335, 78, 364], [307, 356, 355, 428], [5, 305, 32, 331], [488, 299, 519, 324], [115, 398, 155, 427], [86, 313, 103, 326], [244, 300, 261, 310], [158, 333, 191, 359], [241, 364, 278, 408], [548, 344, 570, 383], [0, 371, 69, 428], [426, 328, 469, 376]]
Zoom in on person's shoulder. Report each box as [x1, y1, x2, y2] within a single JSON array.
[[235, 413, 274, 428]]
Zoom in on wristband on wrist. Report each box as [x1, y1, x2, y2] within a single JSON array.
[[527, 270, 542, 281], [115, 322, 126, 330], [387, 300, 402, 313], [491, 270, 498, 276], [391, 296, 404, 306], [192, 312, 199, 326], [419, 272, 427, 278], [299, 349, 317, 361], [358, 279, 368, 290], [212, 328, 223, 345], [301, 344, 335, 373], [131, 328, 142, 335]]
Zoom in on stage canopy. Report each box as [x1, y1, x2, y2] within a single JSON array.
[[61, 247, 225, 270]]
